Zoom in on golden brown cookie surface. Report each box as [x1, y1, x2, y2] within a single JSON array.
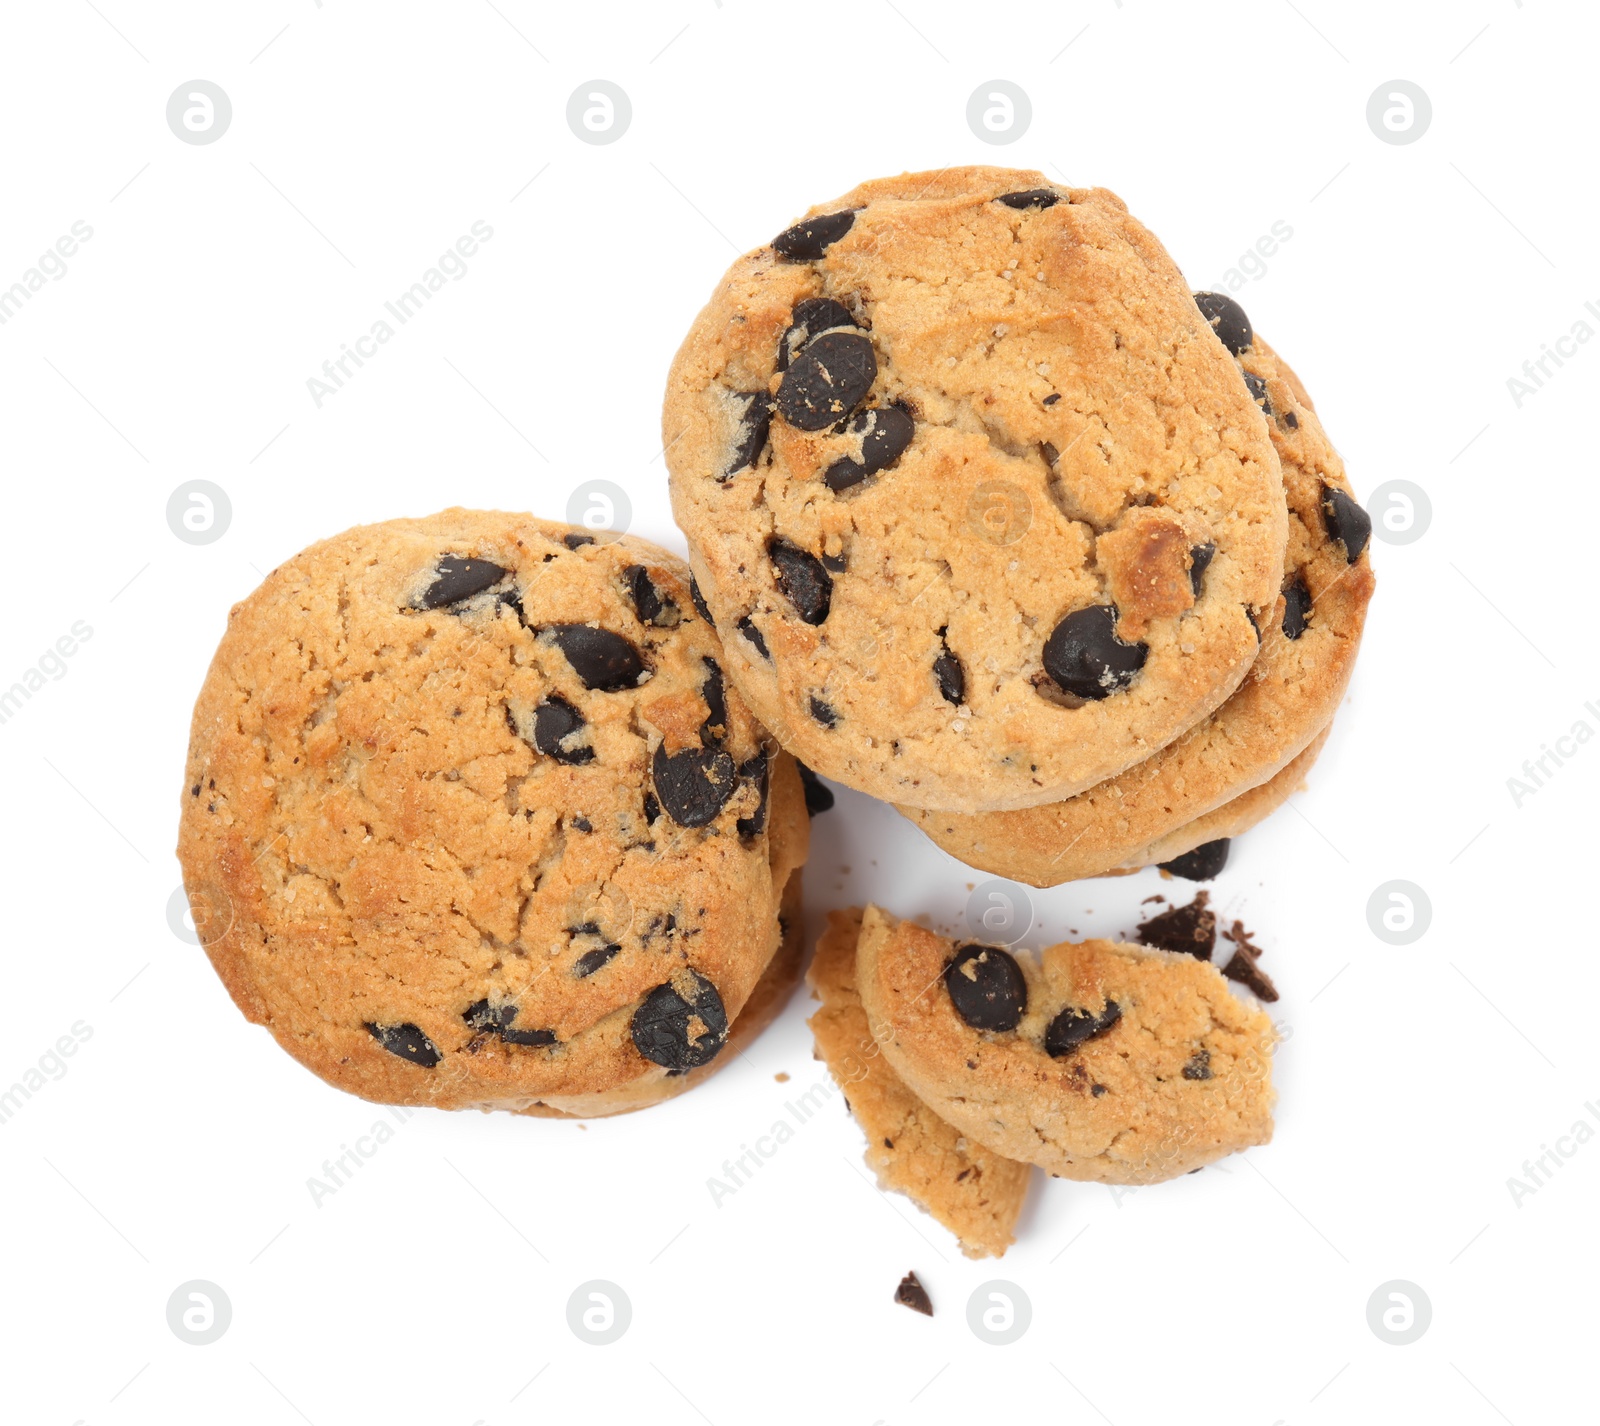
[[665, 167, 1288, 812]]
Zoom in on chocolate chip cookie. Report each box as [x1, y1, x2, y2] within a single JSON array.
[[177, 510, 807, 1116], [808, 907, 1029, 1258], [664, 167, 1288, 813], [899, 324, 1373, 879], [854, 906, 1276, 1184]]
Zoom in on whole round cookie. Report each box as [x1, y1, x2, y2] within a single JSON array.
[[177, 509, 807, 1116], [899, 323, 1373, 881], [664, 167, 1288, 813], [853, 906, 1275, 1185]]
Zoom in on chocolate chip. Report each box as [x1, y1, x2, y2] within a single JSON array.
[[1042, 605, 1147, 700], [1221, 921, 1278, 1001], [652, 742, 737, 827], [1243, 370, 1272, 416], [572, 816, 593, 832], [419, 556, 509, 609], [502, 1024, 559, 1047], [1182, 1049, 1213, 1081], [546, 625, 646, 691], [365, 1022, 441, 1068], [808, 695, 839, 728], [1158, 841, 1230, 883], [1189, 542, 1216, 598], [820, 551, 848, 573], [1043, 392, 1062, 406], [690, 578, 713, 623], [824, 402, 915, 492], [1193, 291, 1253, 355], [933, 631, 965, 705], [1043, 1001, 1122, 1058], [769, 538, 832, 624], [1282, 575, 1312, 640], [574, 943, 620, 977], [797, 761, 834, 815], [1320, 484, 1371, 563], [724, 391, 774, 478], [700, 658, 728, 743], [736, 616, 770, 660], [1282, 409, 1300, 430], [1091, 1083, 1108, 1097], [631, 971, 728, 1071], [736, 752, 770, 838], [776, 331, 877, 431], [773, 209, 856, 261], [996, 188, 1060, 210], [1137, 890, 1215, 959], [643, 790, 661, 825], [563, 533, 594, 550], [530, 695, 595, 765], [778, 297, 856, 370], [944, 945, 1027, 1032], [625, 565, 679, 627], [894, 1271, 933, 1316], [462, 999, 505, 1032]]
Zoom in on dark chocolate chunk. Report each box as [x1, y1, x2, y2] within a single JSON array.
[[700, 658, 728, 743], [933, 631, 965, 705], [995, 188, 1060, 210], [501, 1025, 559, 1047], [895, 1271, 934, 1316], [736, 752, 770, 839], [1281, 575, 1312, 640], [1320, 484, 1371, 563], [1282, 409, 1300, 430], [773, 209, 856, 261], [652, 742, 738, 827], [365, 1021, 441, 1068], [642, 790, 661, 825], [1243, 370, 1272, 416], [1137, 890, 1215, 959], [546, 624, 646, 691], [1193, 291, 1253, 355], [531, 694, 595, 765], [820, 550, 848, 573], [1182, 1049, 1213, 1081], [462, 999, 505, 1032], [778, 297, 856, 370], [824, 402, 915, 491], [630, 971, 728, 1071], [1221, 921, 1278, 1001], [808, 695, 839, 728], [736, 616, 770, 660], [690, 578, 713, 623], [944, 945, 1028, 1032], [796, 761, 834, 815], [1043, 1000, 1122, 1058], [572, 816, 592, 832], [1043, 393, 1062, 406], [625, 565, 679, 627], [1042, 605, 1147, 700], [563, 533, 594, 550], [1158, 841, 1230, 883], [1189, 542, 1216, 598], [574, 943, 620, 977], [769, 538, 833, 624], [419, 556, 509, 609], [776, 331, 877, 431], [724, 391, 774, 478]]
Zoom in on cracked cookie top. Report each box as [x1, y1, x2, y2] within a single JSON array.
[[176, 509, 806, 1113], [664, 166, 1288, 813]]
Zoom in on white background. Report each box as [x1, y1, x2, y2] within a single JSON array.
[[1, 1, 1595, 1422]]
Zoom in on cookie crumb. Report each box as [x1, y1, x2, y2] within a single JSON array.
[[894, 1271, 933, 1316], [774, 1071, 790, 1083]]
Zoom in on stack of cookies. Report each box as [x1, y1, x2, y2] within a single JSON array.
[[661, 166, 1374, 1252], [176, 166, 1372, 1258]]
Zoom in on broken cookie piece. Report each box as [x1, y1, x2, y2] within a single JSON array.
[[808, 908, 1030, 1259], [854, 905, 1277, 1185]]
